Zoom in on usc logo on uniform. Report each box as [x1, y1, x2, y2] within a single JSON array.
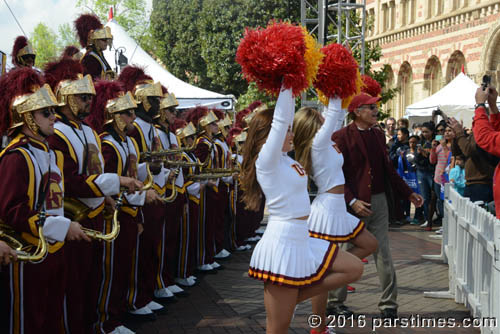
[[291, 163, 306, 176]]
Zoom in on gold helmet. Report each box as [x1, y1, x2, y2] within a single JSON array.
[[160, 93, 179, 110], [134, 81, 163, 112], [75, 14, 113, 50], [199, 110, 218, 127]]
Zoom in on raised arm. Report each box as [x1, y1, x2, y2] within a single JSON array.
[[255, 88, 294, 171], [313, 98, 345, 149]]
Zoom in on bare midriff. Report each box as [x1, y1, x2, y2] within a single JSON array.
[[326, 184, 344, 195], [296, 216, 309, 220]]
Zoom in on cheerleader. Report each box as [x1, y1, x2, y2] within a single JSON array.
[[241, 87, 363, 334], [293, 98, 378, 333]]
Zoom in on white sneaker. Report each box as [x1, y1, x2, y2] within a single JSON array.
[[167, 284, 184, 294], [244, 244, 252, 250], [175, 277, 195, 287], [128, 306, 153, 315], [154, 288, 174, 298], [214, 249, 231, 258], [435, 228, 443, 235], [187, 277, 196, 285], [198, 264, 214, 271], [245, 236, 259, 242], [211, 261, 221, 269], [420, 221, 428, 227], [255, 226, 266, 234], [110, 325, 136, 334], [236, 245, 248, 251], [146, 301, 164, 311], [189, 275, 197, 281]]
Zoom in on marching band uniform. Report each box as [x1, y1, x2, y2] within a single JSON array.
[[248, 88, 338, 287], [74, 14, 115, 80], [0, 68, 71, 334], [86, 81, 145, 334], [44, 58, 121, 334], [307, 98, 365, 242]]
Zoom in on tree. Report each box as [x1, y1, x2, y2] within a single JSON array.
[[57, 23, 80, 50], [30, 23, 59, 67]]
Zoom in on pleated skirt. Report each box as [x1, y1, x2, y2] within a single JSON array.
[[248, 217, 338, 288], [308, 193, 365, 242]]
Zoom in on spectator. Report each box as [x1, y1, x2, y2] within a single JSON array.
[[411, 123, 422, 137], [415, 122, 436, 227], [329, 93, 423, 319], [448, 117, 494, 203], [435, 122, 446, 137], [397, 118, 409, 129], [385, 117, 396, 148], [397, 135, 422, 223], [472, 85, 500, 218], [449, 154, 466, 196], [389, 127, 409, 168], [429, 125, 455, 229]]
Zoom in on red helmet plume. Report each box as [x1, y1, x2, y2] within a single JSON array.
[[185, 106, 208, 127], [235, 108, 251, 128], [227, 127, 242, 147], [74, 14, 103, 48], [12, 36, 29, 67], [171, 119, 187, 133], [44, 58, 84, 92], [161, 85, 168, 95], [212, 109, 224, 120], [0, 67, 45, 134], [117, 66, 152, 93], [86, 80, 124, 133], [62, 45, 81, 58]]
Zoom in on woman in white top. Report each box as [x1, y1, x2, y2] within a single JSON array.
[[241, 87, 363, 334], [293, 98, 378, 332]]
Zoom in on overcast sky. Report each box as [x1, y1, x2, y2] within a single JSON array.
[[0, 0, 152, 57]]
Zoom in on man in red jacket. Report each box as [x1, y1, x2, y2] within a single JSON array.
[[329, 93, 423, 319]]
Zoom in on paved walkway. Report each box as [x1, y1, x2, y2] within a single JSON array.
[[125, 222, 480, 334]]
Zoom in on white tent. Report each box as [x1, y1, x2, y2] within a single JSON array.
[[404, 72, 499, 127], [103, 19, 235, 110]]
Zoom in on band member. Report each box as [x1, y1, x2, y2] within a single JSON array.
[[86, 80, 160, 334], [44, 58, 142, 334], [0, 67, 89, 334], [293, 98, 379, 333], [154, 91, 189, 295], [186, 107, 220, 272], [11, 36, 36, 69], [118, 66, 166, 316], [0, 241, 17, 265], [241, 87, 363, 333], [74, 14, 115, 80]]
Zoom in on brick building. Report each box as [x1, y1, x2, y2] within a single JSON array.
[[365, 0, 500, 119]]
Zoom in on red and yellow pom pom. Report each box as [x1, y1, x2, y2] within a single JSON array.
[[361, 74, 382, 97], [236, 21, 320, 97], [314, 43, 360, 107]]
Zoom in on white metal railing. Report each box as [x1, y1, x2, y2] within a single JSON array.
[[423, 184, 500, 334]]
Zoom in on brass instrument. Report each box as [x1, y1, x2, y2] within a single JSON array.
[[163, 159, 207, 168], [160, 168, 180, 203], [140, 145, 195, 161], [203, 167, 240, 174], [63, 164, 153, 241], [0, 211, 48, 262], [186, 171, 234, 181]]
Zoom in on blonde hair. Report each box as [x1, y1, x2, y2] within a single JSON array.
[[292, 107, 323, 175], [240, 109, 273, 211]]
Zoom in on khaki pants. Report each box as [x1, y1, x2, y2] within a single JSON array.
[[327, 193, 398, 311]]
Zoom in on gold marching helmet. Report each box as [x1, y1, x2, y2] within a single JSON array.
[[16, 43, 36, 66], [217, 115, 232, 137], [160, 93, 179, 110], [134, 81, 163, 112], [11, 84, 59, 134], [104, 91, 137, 129], [12, 36, 36, 68], [54, 74, 96, 117], [89, 26, 113, 49], [199, 110, 218, 127]]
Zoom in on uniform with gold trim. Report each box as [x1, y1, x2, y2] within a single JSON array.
[[86, 80, 146, 334], [74, 14, 115, 80], [44, 58, 122, 334], [0, 67, 77, 334], [118, 66, 167, 315]]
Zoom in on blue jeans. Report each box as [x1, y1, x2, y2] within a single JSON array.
[[433, 181, 444, 218], [417, 170, 434, 221]]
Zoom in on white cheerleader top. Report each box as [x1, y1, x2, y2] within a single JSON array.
[[310, 98, 346, 194], [255, 88, 310, 220]]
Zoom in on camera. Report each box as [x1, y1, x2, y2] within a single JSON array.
[[482, 75, 491, 91]]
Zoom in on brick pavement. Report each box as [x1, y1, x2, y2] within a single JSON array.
[[125, 223, 481, 334]]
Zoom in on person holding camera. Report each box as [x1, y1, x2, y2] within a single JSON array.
[[472, 83, 500, 218], [415, 122, 436, 227]]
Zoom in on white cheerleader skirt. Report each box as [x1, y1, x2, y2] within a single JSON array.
[[308, 193, 365, 242], [248, 217, 338, 288]]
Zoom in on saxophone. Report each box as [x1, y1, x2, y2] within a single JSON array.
[[0, 210, 48, 262], [160, 168, 180, 203]]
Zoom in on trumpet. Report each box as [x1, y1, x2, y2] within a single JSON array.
[[186, 171, 234, 181], [159, 168, 180, 203], [203, 167, 240, 174], [63, 165, 153, 241], [140, 145, 195, 161], [0, 211, 48, 262], [163, 159, 207, 168]]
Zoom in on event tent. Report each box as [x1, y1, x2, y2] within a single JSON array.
[[404, 72, 500, 127], [102, 19, 234, 110]]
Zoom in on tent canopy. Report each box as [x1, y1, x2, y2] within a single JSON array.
[[103, 19, 234, 110], [404, 73, 500, 127]]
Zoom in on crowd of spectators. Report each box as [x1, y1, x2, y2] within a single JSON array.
[[382, 107, 495, 232]]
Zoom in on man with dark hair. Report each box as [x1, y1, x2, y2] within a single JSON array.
[[328, 93, 423, 319], [385, 117, 396, 148]]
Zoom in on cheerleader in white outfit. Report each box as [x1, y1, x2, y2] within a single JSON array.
[[241, 87, 363, 334], [293, 98, 378, 333]]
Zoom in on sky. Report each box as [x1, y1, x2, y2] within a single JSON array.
[[0, 0, 152, 57]]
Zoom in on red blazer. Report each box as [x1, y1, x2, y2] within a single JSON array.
[[332, 123, 413, 212]]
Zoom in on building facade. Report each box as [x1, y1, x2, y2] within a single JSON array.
[[365, 0, 500, 119]]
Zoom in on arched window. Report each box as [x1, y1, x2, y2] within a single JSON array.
[[397, 62, 413, 118], [383, 66, 396, 116], [424, 56, 442, 95], [446, 51, 466, 83]]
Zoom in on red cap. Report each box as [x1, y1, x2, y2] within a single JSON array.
[[347, 93, 381, 113]]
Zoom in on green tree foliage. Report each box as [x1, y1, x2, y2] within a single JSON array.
[[30, 23, 59, 67], [57, 23, 80, 50], [151, 0, 299, 98]]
